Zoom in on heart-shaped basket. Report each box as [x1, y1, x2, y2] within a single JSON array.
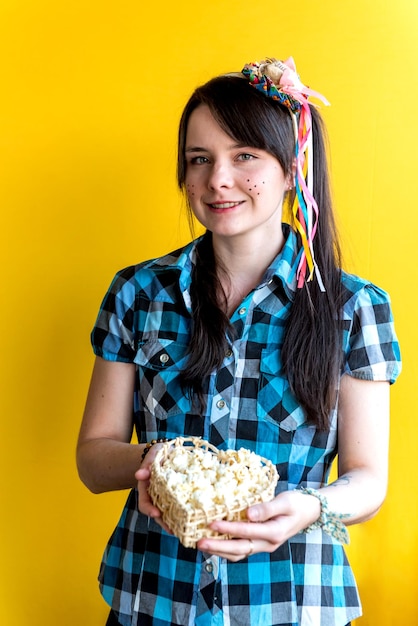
[[148, 436, 279, 548]]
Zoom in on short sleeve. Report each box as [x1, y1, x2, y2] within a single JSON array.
[[343, 282, 402, 384], [91, 266, 137, 363]]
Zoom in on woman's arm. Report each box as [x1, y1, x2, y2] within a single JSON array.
[[324, 374, 390, 522], [197, 375, 390, 560], [76, 356, 146, 494]]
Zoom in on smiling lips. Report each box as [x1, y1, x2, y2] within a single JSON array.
[[207, 201, 244, 210]]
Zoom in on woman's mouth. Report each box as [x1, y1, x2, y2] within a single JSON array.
[[207, 201, 243, 210]]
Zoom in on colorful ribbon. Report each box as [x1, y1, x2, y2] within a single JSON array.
[[242, 57, 330, 290]]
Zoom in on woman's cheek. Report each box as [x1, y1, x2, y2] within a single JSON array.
[[245, 177, 266, 196], [186, 183, 195, 199]]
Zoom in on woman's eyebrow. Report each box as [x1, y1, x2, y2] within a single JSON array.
[[185, 142, 253, 153], [185, 146, 208, 153]]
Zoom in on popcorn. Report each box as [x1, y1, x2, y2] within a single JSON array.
[[154, 445, 272, 510], [148, 437, 279, 548]]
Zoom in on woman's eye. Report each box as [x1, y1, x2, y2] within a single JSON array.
[[238, 153, 255, 161], [190, 156, 209, 165]]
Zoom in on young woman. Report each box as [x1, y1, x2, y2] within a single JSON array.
[[77, 57, 401, 626]]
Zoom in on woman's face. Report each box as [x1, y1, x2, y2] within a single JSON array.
[[184, 105, 291, 243]]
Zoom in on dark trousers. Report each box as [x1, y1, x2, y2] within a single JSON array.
[[106, 609, 351, 625]]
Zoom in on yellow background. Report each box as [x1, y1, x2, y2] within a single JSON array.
[[1, 1, 416, 624]]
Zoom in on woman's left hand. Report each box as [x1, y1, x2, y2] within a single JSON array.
[[197, 489, 320, 561]]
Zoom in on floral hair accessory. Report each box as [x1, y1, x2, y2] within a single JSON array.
[[242, 57, 330, 290]]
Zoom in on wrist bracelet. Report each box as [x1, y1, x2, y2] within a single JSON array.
[[141, 438, 169, 463], [298, 487, 350, 544]]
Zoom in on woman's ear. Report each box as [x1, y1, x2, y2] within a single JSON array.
[[286, 159, 297, 191]]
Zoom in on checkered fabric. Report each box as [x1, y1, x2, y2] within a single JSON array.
[[91, 230, 401, 626]]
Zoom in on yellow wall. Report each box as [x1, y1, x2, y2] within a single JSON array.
[[1, 1, 416, 624]]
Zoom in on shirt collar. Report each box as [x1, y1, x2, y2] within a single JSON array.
[[260, 226, 299, 301]]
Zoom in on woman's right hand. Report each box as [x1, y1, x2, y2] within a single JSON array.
[[135, 445, 173, 535]]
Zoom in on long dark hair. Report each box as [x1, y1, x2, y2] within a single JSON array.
[[177, 75, 343, 430]]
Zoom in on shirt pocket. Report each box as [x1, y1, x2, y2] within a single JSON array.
[[257, 347, 307, 431], [134, 339, 192, 420]]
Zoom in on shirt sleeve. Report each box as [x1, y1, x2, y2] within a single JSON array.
[[343, 282, 402, 384], [90, 266, 137, 363]]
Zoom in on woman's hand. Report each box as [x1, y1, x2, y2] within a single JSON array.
[[135, 444, 173, 535], [135, 453, 319, 550], [197, 489, 320, 561]]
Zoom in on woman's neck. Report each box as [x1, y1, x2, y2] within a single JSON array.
[[212, 230, 285, 314]]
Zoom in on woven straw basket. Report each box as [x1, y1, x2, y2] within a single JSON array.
[[148, 437, 279, 548]]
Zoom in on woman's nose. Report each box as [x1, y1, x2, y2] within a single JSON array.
[[207, 162, 234, 190]]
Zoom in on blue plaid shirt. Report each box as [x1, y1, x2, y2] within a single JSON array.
[[91, 230, 401, 626]]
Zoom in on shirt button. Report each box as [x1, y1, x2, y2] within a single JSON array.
[[159, 353, 170, 364], [205, 562, 214, 573], [238, 307, 247, 315], [225, 349, 233, 358], [216, 399, 226, 410]]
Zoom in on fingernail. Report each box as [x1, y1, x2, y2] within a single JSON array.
[[247, 506, 260, 522]]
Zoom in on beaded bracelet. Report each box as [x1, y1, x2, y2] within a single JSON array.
[[141, 438, 169, 463], [298, 487, 351, 544]]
